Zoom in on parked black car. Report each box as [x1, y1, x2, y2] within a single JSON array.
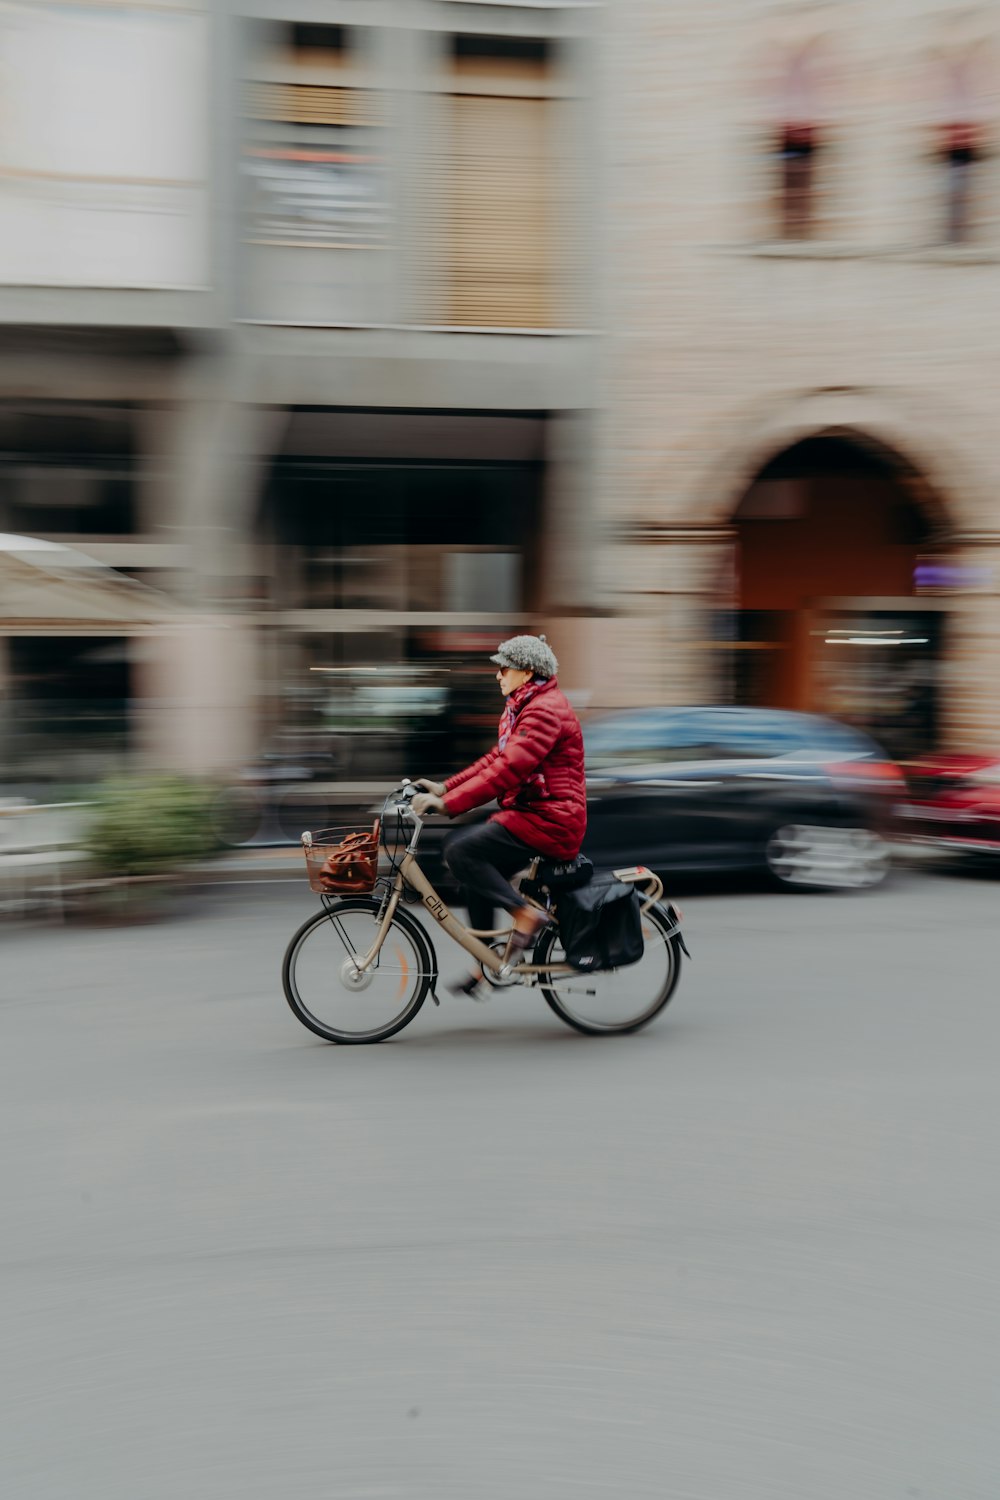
[[420, 706, 904, 894]]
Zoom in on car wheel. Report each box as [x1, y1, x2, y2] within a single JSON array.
[[765, 823, 889, 891]]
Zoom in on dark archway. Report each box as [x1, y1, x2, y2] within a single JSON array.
[[732, 433, 944, 756]]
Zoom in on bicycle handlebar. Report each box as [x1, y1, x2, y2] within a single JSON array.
[[385, 780, 423, 825]]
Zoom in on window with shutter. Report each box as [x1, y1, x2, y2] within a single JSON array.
[[432, 37, 555, 328], [448, 93, 551, 326], [773, 46, 826, 241], [242, 82, 382, 129], [935, 53, 989, 245], [241, 24, 387, 253]]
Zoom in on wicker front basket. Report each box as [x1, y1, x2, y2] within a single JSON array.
[[302, 820, 380, 895]]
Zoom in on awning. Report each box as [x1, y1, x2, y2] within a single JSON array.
[[0, 533, 183, 633]]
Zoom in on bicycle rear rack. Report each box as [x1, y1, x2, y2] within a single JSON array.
[[613, 865, 664, 912]]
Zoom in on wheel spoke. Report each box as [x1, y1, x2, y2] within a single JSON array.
[[283, 900, 430, 1043]]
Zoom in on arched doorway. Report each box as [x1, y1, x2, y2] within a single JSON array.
[[732, 433, 946, 758]]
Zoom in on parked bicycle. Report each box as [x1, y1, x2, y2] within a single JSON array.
[[282, 782, 689, 1044]]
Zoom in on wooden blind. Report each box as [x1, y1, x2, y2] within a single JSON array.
[[445, 93, 551, 327], [243, 82, 381, 128]]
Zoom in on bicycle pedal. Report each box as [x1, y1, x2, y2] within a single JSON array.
[[447, 973, 486, 999]]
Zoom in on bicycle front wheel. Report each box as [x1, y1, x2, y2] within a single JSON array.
[[282, 897, 434, 1044], [535, 901, 682, 1036]]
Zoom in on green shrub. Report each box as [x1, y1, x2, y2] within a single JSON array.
[[85, 775, 219, 877]]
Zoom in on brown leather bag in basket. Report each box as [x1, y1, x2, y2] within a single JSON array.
[[308, 820, 380, 895]]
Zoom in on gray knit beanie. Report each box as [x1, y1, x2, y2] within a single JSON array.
[[490, 633, 558, 678]]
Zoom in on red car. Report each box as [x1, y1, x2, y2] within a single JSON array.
[[899, 754, 1000, 857]]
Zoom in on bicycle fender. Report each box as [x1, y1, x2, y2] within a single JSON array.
[[664, 901, 691, 959]]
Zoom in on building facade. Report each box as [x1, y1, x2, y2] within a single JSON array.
[[593, 0, 1000, 760], [1, 0, 999, 787]]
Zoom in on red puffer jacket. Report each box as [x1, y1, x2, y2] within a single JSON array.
[[442, 677, 587, 858]]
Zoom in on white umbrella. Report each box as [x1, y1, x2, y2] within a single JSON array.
[[0, 533, 183, 632]]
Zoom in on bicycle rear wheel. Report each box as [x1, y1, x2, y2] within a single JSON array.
[[535, 901, 682, 1036], [282, 897, 434, 1044]]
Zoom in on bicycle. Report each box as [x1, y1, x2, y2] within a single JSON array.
[[281, 781, 689, 1044]]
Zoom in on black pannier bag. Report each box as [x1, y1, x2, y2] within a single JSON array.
[[555, 871, 645, 973]]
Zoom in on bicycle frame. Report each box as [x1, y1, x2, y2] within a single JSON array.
[[335, 798, 666, 983], [338, 853, 563, 980]]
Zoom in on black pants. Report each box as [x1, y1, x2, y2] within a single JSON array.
[[444, 821, 536, 933]]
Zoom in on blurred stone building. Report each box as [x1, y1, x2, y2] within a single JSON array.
[[594, 0, 1000, 764], [1, 0, 999, 782]]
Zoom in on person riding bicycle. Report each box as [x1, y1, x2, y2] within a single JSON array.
[[411, 634, 587, 993]]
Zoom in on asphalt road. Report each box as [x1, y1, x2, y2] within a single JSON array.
[[2, 864, 998, 1499]]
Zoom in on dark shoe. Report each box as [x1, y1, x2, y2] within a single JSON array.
[[507, 906, 552, 959], [448, 971, 485, 999]]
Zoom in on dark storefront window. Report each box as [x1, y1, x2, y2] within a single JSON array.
[[259, 628, 509, 783], [0, 403, 136, 538], [266, 462, 540, 614], [4, 637, 130, 786], [813, 611, 943, 760], [255, 457, 541, 781], [0, 469, 133, 537]]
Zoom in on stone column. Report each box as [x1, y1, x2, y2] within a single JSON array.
[[131, 622, 259, 776], [376, 17, 442, 326], [131, 374, 282, 776], [535, 411, 601, 702]]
